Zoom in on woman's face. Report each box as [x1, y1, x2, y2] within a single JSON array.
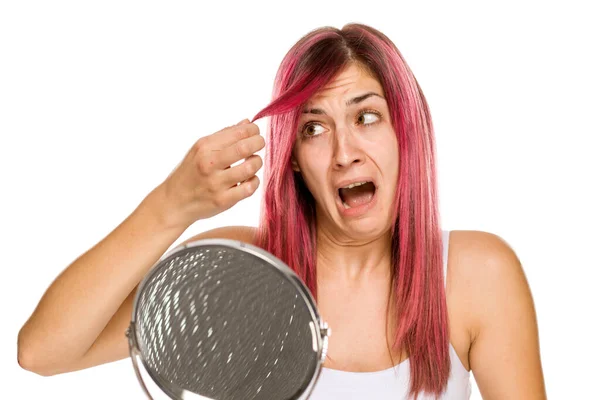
[[292, 63, 399, 240]]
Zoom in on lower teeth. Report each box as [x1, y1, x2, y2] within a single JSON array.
[[343, 202, 350, 209]]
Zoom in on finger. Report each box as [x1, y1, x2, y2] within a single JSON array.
[[209, 121, 260, 149], [222, 175, 260, 205], [219, 118, 249, 132], [221, 155, 263, 187], [213, 134, 265, 170], [225, 118, 249, 130]]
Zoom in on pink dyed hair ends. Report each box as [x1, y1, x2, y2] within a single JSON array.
[[251, 23, 449, 399]]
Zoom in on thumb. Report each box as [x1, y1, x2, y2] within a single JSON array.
[[236, 118, 250, 126]]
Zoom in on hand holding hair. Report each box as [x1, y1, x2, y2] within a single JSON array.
[[159, 118, 265, 229]]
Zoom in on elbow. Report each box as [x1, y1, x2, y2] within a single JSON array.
[[18, 355, 55, 377], [17, 330, 58, 377], [18, 349, 55, 377]]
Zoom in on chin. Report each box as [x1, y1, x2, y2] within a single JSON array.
[[342, 217, 392, 239]]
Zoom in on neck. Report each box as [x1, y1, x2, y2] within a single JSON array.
[[315, 226, 394, 286]]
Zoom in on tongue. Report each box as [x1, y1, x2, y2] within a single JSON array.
[[339, 183, 375, 208]]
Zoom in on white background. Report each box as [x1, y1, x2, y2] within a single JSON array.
[[2, 1, 598, 399]]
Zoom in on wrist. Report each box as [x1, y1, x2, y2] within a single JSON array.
[[139, 184, 191, 234]]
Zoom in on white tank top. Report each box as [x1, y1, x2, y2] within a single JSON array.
[[308, 230, 472, 399]]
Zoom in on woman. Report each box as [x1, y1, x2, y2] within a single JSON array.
[[17, 23, 546, 399]]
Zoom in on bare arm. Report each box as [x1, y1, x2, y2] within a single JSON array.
[[17, 218, 255, 376], [17, 119, 264, 376], [17, 187, 186, 375], [466, 231, 547, 399]]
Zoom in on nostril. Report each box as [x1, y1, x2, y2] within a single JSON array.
[[335, 157, 362, 169]]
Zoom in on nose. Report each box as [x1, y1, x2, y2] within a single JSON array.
[[333, 128, 364, 169]]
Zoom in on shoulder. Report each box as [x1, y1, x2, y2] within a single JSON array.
[[448, 230, 530, 339], [448, 230, 523, 289], [447, 232, 545, 396], [177, 225, 257, 247]]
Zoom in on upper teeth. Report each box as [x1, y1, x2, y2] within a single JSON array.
[[342, 181, 368, 189]]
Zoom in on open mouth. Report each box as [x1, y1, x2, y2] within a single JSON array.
[[338, 181, 376, 209]]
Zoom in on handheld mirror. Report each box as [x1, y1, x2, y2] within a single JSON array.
[[126, 239, 330, 399]]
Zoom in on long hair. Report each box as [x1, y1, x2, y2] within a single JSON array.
[[251, 23, 449, 399]]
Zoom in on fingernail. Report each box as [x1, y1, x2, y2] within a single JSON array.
[[236, 118, 250, 125]]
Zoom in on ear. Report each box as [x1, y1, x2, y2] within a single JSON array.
[[291, 156, 300, 172]]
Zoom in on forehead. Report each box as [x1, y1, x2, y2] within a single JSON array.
[[306, 64, 384, 105]]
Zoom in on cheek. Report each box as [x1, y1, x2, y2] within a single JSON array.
[[296, 155, 329, 196], [296, 144, 329, 173], [384, 131, 400, 164], [375, 134, 399, 181], [376, 148, 398, 173], [388, 144, 400, 168], [301, 163, 328, 188]]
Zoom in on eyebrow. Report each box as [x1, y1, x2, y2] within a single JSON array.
[[301, 92, 385, 115]]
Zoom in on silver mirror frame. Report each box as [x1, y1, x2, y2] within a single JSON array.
[[126, 238, 331, 400]]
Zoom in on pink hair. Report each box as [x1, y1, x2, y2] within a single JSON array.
[[251, 23, 449, 399]]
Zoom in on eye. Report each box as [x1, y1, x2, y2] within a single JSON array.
[[301, 122, 326, 138], [357, 110, 381, 126]]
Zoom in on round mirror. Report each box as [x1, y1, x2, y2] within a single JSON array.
[[127, 239, 330, 400]]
